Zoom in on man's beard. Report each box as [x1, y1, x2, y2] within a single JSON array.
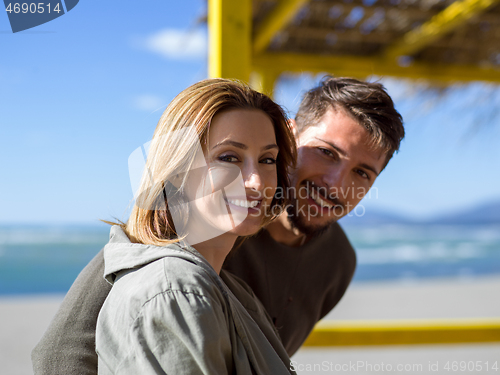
[[286, 199, 332, 238]]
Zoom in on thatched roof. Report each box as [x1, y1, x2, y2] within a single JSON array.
[[250, 0, 500, 83]]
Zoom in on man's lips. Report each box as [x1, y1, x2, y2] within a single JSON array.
[[301, 183, 344, 211], [310, 189, 336, 209]]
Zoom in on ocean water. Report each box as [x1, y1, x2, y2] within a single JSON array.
[[0, 223, 499, 295], [0, 224, 110, 295], [344, 223, 500, 282]]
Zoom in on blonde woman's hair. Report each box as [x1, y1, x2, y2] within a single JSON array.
[[112, 78, 296, 246]]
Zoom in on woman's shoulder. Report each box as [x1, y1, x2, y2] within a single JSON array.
[[111, 252, 226, 313], [102, 230, 223, 303], [160, 255, 226, 300]]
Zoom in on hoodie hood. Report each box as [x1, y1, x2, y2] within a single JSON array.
[[103, 225, 206, 284]]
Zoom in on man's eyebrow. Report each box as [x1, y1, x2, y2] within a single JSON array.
[[212, 140, 279, 151], [314, 137, 347, 157], [262, 144, 279, 151], [314, 137, 380, 176], [359, 163, 380, 177]]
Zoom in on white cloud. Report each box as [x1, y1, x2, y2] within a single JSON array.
[[132, 94, 167, 112], [138, 28, 207, 60]]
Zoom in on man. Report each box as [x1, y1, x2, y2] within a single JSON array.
[[223, 77, 404, 354], [32, 77, 404, 374]]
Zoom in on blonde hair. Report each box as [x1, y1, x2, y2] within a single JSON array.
[[113, 78, 296, 245]]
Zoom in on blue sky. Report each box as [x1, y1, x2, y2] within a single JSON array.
[[1, 0, 499, 223]]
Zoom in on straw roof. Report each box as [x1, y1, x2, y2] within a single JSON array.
[[251, 0, 500, 82]]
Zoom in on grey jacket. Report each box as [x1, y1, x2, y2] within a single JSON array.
[[96, 226, 294, 375]]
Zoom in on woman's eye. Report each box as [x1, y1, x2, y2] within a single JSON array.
[[218, 155, 239, 162], [260, 157, 277, 165]]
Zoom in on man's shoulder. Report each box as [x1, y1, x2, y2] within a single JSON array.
[[32, 248, 110, 375], [255, 222, 354, 251], [235, 222, 355, 258], [320, 221, 352, 245], [313, 222, 356, 262], [318, 221, 348, 238]]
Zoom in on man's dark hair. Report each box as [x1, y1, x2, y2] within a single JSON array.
[[295, 76, 405, 167]]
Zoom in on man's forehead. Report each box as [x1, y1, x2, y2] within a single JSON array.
[[298, 109, 365, 144]]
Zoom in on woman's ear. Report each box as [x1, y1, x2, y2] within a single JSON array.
[[288, 119, 299, 141]]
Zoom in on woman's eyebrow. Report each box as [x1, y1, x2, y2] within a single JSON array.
[[212, 140, 247, 150], [212, 140, 278, 151]]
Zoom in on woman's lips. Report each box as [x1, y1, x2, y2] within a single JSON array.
[[224, 197, 263, 218], [226, 198, 261, 208]]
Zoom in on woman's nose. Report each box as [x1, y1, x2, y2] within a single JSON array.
[[243, 165, 264, 191]]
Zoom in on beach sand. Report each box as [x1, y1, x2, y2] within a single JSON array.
[[1, 276, 499, 375], [294, 276, 500, 375], [1, 295, 64, 375], [324, 275, 500, 320]]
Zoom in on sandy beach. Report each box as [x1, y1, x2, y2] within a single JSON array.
[[294, 276, 500, 375], [1, 295, 64, 375], [2, 276, 499, 375]]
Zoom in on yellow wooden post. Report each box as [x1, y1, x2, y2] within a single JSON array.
[[208, 0, 252, 82], [250, 69, 280, 97]]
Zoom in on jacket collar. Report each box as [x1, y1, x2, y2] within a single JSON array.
[[103, 225, 208, 283]]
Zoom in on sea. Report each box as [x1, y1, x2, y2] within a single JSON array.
[[0, 223, 499, 295]]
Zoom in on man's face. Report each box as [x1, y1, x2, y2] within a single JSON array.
[[287, 107, 387, 235]]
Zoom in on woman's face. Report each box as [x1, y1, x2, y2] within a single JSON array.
[[183, 108, 279, 240]]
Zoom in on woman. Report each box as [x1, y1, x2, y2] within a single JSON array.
[[96, 79, 297, 374]]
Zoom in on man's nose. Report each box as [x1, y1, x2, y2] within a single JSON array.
[[323, 165, 350, 195]]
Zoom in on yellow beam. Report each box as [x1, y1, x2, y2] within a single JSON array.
[[385, 0, 500, 59], [250, 70, 280, 97], [208, 0, 252, 82], [304, 318, 500, 347], [253, 0, 309, 55], [253, 52, 500, 84]]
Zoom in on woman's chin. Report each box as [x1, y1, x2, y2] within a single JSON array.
[[228, 216, 264, 237]]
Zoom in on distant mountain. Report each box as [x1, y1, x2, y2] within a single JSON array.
[[339, 200, 500, 226], [425, 200, 500, 225], [339, 208, 413, 226]]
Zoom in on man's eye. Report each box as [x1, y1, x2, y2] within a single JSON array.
[[319, 148, 336, 158], [260, 157, 277, 165], [218, 155, 239, 162], [356, 169, 369, 179]]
